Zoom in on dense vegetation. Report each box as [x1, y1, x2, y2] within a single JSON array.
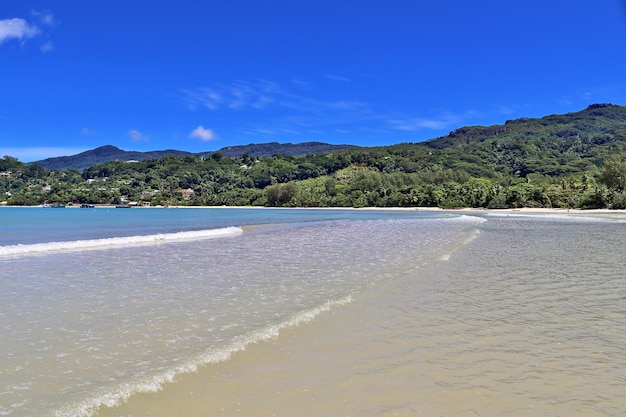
[[3, 104, 626, 209]]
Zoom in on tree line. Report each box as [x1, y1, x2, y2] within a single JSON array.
[[2, 150, 626, 210]]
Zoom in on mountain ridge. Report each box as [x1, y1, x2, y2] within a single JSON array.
[[32, 142, 357, 171]]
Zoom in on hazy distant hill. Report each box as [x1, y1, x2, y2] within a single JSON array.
[[32, 145, 193, 171], [206, 141, 355, 158], [32, 142, 356, 171]]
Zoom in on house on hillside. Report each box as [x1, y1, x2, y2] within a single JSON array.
[[141, 190, 160, 199], [178, 188, 195, 200]]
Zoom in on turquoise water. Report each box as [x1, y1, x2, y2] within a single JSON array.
[[0, 207, 439, 246]]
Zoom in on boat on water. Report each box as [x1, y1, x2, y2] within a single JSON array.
[[42, 203, 65, 208], [80, 204, 95, 208]]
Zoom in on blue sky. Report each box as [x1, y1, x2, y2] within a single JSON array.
[[2, 1, 626, 162]]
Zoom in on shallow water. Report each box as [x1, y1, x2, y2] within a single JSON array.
[[2, 209, 625, 416], [1, 208, 472, 417], [101, 214, 626, 417]]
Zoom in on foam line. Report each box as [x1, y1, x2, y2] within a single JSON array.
[[52, 295, 353, 417], [0, 227, 243, 256]]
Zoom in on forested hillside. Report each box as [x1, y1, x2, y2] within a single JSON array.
[[3, 104, 626, 209]]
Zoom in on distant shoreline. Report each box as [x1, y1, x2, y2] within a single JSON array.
[[5, 204, 626, 215]]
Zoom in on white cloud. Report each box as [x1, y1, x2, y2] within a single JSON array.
[[129, 129, 149, 141], [1, 12, 54, 51], [0, 18, 40, 44], [81, 127, 96, 135], [189, 126, 217, 141]]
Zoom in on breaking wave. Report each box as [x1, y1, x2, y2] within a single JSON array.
[[0, 227, 243, 256]]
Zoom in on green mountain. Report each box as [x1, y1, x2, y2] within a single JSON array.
[[420, 103, 626, 177]]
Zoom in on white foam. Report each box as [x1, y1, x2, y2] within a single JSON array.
[[450, 214, 488, 224], [0, 227, 243, 257], [52, 295, 353, 417]]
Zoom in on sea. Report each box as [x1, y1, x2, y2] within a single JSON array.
[[1, 206, 625, 417]]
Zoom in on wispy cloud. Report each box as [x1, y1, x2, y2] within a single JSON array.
[[81, 127, 96, 135], [387, 117, 451, 131], [31, 10, 55, 26], [181, 79, 492, 142], [325, 74, 350, 82], [290, 78, 313, 90], [182, 79, 366, 114], [181, 79, 380, 139], [40, 41, 54, 53], [189, 126, 217, 141], [386, 109, 485, 133], [181, 80, 283, 112], [129, 129, 149, 142], [182, 88, 222, 110]]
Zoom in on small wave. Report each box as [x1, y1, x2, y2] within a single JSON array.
[[450, 214, 488, 224], [439, 227, 482, 262], [52, 295, 353, 417], [0, 227, 243, 257]]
